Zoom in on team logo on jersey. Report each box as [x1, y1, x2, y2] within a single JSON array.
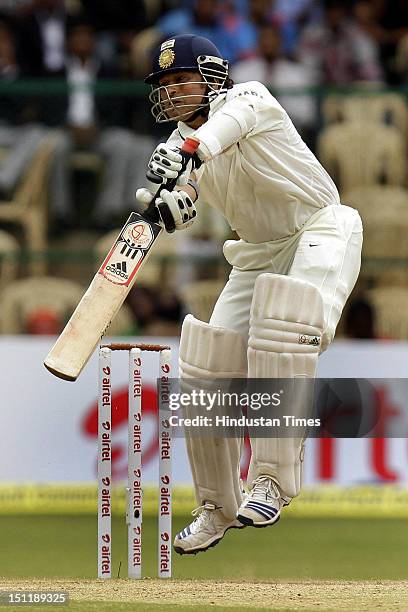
[[159, 49, 175, 69]]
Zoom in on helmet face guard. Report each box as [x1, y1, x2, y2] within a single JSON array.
[[149, 55, 228, 123], [145, 35, 229, 124]]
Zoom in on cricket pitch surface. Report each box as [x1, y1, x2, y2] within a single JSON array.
[[1, 579, 407, 610]]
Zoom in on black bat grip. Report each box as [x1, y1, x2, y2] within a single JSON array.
[[143, 172, 179, 223], [143, 137, 200, 227]]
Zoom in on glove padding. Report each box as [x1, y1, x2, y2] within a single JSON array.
[[135, 187, 197, 233], [156, 189, 197, 232], [147, 142, 202, 185]]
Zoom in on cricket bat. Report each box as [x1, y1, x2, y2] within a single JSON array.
[[44, 136, 200, 381]]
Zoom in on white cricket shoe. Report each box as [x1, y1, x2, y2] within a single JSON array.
[[174, 502, 245, 555], [237, 475, 288, 527]]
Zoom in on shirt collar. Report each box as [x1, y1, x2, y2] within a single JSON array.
[[209, 90, 227, 116]]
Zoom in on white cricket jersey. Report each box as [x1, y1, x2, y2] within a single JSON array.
[[167, 81, 340, 243]]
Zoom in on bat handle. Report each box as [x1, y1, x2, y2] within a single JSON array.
[[143, 137, 200, 226]]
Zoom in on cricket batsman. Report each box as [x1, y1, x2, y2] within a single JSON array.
[[136, 34, 363, 555]]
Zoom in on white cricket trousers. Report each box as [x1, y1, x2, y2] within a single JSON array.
[[210, 204, 363, 352], [184, 204, 362, 517]]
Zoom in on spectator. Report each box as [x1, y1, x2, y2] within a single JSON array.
[[344, 297, 376, 339], [17, 0, 67, 76], [125, 284, 183, 336], [81, 0, 146, 33], [145, 289, 183, 336], [299, 0, 383, 85], [232, 0, 322, 55], [0, 16, 47, 199], [247, 0, 322, 56], [395, 33, 408, 84], [273, 0, 323, 28], [125, 285, 158, 334], [353, 0, 408, 83], [154, 0, 256, 64], [231, 23, 318, 142], [0, 1, 32, 15], [80, 0, 147, 69], [352, 1, 385, 44], [246, 0, 287, 49], [49, 21, 154, 227]]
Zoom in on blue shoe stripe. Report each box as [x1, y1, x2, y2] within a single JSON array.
[[177, 525, 192, 539], [247, 502, 278, 518], [246, 501, 277, 516], [244, 504, 273, 521], [245, 502, 278, 520], [247, 500, 279, 514]]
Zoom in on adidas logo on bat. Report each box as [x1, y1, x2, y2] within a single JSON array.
[[105, 261, 129, 279]]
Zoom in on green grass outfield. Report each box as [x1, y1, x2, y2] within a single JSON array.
[[1, 517, 407, 610], [1, 515, 407, 581]]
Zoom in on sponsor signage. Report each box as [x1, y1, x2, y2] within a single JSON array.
[[1, 338, 408, 485]]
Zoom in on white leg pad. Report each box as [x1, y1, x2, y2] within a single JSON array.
[[247, 274, 324, 499], [180, 314, 247, 519]]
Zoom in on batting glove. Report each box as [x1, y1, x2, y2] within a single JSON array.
[[156, 189, 197, 232], [135, 187, 197, 233], [147, 143, 202, 186]]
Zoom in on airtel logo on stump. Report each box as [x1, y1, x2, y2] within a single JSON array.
[[82, 384, 159, 479]]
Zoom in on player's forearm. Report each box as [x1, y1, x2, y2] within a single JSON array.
[[193, 97, 257, 162]]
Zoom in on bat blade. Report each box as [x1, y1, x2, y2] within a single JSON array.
[[44, 212, 162, 381]]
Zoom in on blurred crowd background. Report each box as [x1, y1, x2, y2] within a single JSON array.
[[0, 0, 407, 340]]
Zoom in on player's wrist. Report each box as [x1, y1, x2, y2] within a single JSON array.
[[174, 182, 198, 203], [186, 178, 199, 201]]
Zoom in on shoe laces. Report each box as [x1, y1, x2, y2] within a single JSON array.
[[190, 502, 219, 530], [249, 475, 281, 503]]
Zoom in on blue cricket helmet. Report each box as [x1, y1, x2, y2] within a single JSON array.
[[145, 34, 229, 123], [145, 34, 228, 84]]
